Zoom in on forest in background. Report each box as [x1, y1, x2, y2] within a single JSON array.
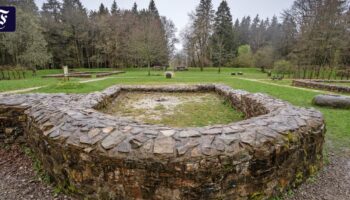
[[0, 0, 349, 79], [181, 0, 350, 79], [0, 0, 177, 74]]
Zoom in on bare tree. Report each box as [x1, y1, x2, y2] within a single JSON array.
[[130, 11, 168, 75]]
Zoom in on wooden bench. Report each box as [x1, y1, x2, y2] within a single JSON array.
[[175, 66, 188, 71]]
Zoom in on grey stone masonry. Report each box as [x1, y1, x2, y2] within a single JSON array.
[[0, 84, 325, 200], [293, 79, 350, 93]]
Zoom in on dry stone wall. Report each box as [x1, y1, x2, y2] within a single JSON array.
[[293, 79, 350, 93], [0, 84, 325, 200], [42, 71, 125, 79]]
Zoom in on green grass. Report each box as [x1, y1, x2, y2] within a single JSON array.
[[1, 67, 349, 150], [0, 69, 84, 92], [0, 68, 123, 92]]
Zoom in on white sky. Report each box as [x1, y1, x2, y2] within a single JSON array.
[[34, 0, 295, 49]]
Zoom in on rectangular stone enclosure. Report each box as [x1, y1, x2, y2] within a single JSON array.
[[0, 84, 325, 200]]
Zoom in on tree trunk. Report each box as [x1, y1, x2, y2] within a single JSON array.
[[328, 65, 334, 80], [302, 67, 307, 79], [75, 39, 81, 68]]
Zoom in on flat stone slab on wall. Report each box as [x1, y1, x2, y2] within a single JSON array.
[[0, 84, 325, 200], [293, 79, 350, 93]]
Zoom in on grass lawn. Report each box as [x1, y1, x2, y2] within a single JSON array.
[[0, 69, 83, 92], [0, 68, 122, 92], [1, 67, 349, 151]]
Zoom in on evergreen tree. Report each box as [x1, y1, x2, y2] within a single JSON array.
[[42, 0, 61, 20], [148, 0, 159, 16], [111, 0, 119, 15], [193, 0, 215, 70], [132, 2, 138, 14], [234, 19, 240, 30], [41, 0, 64, 67], [267, 16, 279, 40], [250, 15, 262, 52], [238, 16, 251, 45], [275, 13, 298, 58], [0, 0, 38, 14], [98, 3, 109, 15], [15, 0, 38, 14], [211, 0, 235, 70], [61, 0, 88, 67]]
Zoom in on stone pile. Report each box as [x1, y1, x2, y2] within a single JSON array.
[[293, 79, 350, 93], [0, 84, 325, 200]]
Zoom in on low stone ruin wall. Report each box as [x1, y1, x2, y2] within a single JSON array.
[[42, 71, 125, 79], [293, 79, 350, 93], [0, 105, 27, 143], [96, 71, 125, 78], [311, 79, 350, 83], [0, 84, 325, 200], [42, 74, 92, 78]]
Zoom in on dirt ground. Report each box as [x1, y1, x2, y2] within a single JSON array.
[[100, 92, 243, 127], [285, 151, 350, 200], [102, 92, 222, 121], [0, 144, 349, 200], [0, 145, 74, 200]]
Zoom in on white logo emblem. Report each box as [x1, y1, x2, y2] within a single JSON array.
[[0, 9, 10, 30]]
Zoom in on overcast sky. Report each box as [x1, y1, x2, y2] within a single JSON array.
[[34, 0, 295, 49]]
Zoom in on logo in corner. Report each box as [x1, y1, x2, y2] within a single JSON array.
[[0, 6, 16, 32]]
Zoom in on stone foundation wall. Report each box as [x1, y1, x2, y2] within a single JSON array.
[[0, 105, 28, 144], [293, 79, 350, 93], [42, 71, 125, 79], [96, 71, 125, 78], [0, 84, 326, 200], [42, 74, 92, 78], [312, 80, 350, 83]]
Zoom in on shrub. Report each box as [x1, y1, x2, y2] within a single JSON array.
[[254, 46, 275, 72], [233, 45, 255, 68], [274, 60, 292, 75]]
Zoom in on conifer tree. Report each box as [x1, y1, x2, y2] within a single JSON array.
[[98, 3, 109, 15], [193, 0, 214, 70], [41, 0, 64, 67], [61, 0, 88, 67], [132, 2, 138, 14], [212, 0, 235, 70], [148, 0, 159, 16], [111, 0, 119, 15], [239, 16, 251, 45]]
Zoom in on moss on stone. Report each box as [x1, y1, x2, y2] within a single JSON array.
[[295, 171, 304, 184], [250, 192, 265, 200], [309, 165, 318, 175]]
